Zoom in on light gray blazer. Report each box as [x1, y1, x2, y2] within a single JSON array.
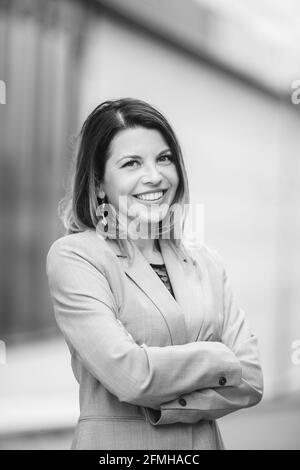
[[46, 229, 263, 450]]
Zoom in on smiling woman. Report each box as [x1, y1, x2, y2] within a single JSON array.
[[99, 126, 179, 249], [59, 98, 190, 262], [46, 98, 263, 450]]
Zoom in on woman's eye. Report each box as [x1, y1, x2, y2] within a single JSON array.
[[158, 154, 173, 163], [122, 155, 173, 168], [122, 160, 140, 168]]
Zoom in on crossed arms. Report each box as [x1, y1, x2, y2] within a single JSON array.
[[46, 237, 263, 426]]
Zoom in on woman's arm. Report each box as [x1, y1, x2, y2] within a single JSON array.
[[145, 250, 263, 425], [46, 237, 242, 410]]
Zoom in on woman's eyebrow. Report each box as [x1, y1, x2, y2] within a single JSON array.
[[117, 148, 171, 163], [117, 154, 141, 163], [158, 148, 171, 155]]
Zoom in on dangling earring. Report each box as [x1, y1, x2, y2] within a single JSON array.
[[97, 191, 108, 232]]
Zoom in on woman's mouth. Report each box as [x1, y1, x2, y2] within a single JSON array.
[[132, 190, 167, 202]]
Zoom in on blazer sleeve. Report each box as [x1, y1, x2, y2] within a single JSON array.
[[145, 250, 263, 425], [46, 238, 242, 410]]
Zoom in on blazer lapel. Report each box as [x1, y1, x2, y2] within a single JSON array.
[[105, 238, 206, 345], [160, 240, 206, 342]]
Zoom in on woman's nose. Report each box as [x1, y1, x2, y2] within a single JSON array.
[[141, 165, 163, 184]]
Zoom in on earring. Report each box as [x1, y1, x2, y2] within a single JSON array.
[[97, 192, 108, 231]]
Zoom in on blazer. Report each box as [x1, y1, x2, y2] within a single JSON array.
[[46, 229, 263, 450]]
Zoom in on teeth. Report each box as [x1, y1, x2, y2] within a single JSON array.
[[135, 191, 164, 201]]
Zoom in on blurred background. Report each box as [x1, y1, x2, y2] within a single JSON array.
[[1, 0, 300, 449]]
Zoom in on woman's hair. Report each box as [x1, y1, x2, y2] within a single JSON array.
[[59, 97, 197, 267]]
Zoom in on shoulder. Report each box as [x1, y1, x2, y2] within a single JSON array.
[[183, 239, 226, 277], [46, 229, 111, 275], [199, 244, 225, 270]]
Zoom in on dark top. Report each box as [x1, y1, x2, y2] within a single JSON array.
[[149, 263, 175, 299]]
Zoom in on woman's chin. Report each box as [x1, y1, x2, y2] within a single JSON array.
[[128, 201, 169, 221], [139, 210, 169, 227]]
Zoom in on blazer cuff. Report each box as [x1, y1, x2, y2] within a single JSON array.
[[143, 407, 178, 426], [144, 405, 201, 426], [144, 360, 242, 427]]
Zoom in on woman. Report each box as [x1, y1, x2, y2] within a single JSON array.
[[46, 98, 263, 450]]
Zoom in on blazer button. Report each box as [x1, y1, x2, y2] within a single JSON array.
[[219, 376, 227, 386], [178, 397, 187, 407]]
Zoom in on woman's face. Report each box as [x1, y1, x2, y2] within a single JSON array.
[[100, 126, 179, 229]]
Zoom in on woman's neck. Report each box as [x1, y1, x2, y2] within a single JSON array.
[[132, 238, 164, 264]]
